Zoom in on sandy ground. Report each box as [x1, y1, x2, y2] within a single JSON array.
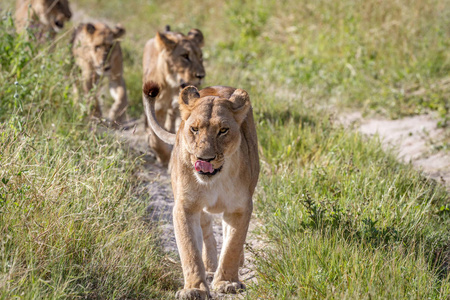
[[340, 112, 450, 190]]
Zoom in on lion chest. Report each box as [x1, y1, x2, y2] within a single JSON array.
[[201, 175, 251, 214]]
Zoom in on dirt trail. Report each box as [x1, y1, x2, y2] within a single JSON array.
[[340, 112, 450, 190], [116, 119, 260, 299]]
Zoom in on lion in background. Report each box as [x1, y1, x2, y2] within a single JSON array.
[[15, 0, 72, 39], [143, 82, 259, 299], [71, 22, 128, 123], [142, 26, 205, 165]]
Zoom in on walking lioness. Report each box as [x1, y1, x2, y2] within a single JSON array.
[[143, 82, 259, 299], [71, 22, 128, 123], [142, 27, 205, 165]]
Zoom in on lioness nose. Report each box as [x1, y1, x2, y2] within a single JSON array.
[[197, 155, 215, 162], [55, 20, 64, 28], [196, 73, 205, 79]]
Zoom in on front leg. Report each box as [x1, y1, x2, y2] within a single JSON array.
[[108, 76, 128, 123], [173, 205, 210, 299], [201, 211, 218, 284], [81, 69, 101, 119], [212, 205, 252, 294]]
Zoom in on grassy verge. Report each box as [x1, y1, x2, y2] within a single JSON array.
[[252, 97, 450, 298], [0, 14, 179, 298]]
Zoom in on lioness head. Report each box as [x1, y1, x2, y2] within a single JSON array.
[[155, 29, 206, 89], [35, 0, 72, 32], [74, 22, 125, 75], [178, 86, 250, 184]]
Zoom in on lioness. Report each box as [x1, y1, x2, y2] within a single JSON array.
[[143, 82, 259, 299], [142, 27, 205, 165], [15, 0, 72, 39], [71, 22, 128, 123]]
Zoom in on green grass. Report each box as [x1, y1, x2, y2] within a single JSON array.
[[252, 98, 450, 298], [1, 0, 449, 298], [73, 0, 450, 122], [0, 14, 179, 298]]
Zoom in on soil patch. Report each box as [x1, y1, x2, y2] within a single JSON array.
[[340, 112, 449, 190]]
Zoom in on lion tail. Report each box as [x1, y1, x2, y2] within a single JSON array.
[[142, 81, 176, 145]]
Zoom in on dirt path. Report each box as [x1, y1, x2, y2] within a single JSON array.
[[116, 119, 260, 299], [340, 112, 450, 190]]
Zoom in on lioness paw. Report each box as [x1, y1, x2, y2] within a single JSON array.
[[212, 281, 246, 294], [175, 288, 209, 300]]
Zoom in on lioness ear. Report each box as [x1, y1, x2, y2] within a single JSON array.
[[156, 32, 176, 51], [179, 86, 200, 120], [85, 23, 96, 35], [229, 89, 250, 124], [188, 29, 204, 47], [113, 24, 125, 39]]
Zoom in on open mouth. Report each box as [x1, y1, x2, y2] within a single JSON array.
[[194, 160, 222, 176], [197, 166, 222, 176]]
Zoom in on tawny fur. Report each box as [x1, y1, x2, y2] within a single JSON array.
[[15, 0, 72, 39], [142, 28, 205, 165], [71, 22, 128, 123], [143, 83, 259, 299]]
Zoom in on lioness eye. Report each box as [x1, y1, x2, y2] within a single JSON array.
[[190, 127, 198, 134], [218, 128, 229, 135], [181, 53, 190, 61], [95, 45, 101, 51]]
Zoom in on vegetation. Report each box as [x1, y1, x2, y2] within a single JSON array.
[[1, 0, 449, 299], [0, 13, 178, 298]]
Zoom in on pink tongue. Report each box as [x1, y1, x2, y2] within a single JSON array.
[[195, 160, 214, 173]]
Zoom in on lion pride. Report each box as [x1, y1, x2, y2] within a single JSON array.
[[143, 82, 259, 299]]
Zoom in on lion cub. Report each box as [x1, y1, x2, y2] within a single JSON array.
[[143, 82, 260, 299], [71, 22, 128, 123], [142, 27, 205, 165], [15, 0, 72, 39]]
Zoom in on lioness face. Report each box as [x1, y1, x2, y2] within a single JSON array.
[[39, 0, 72, 32], [81, 23, 125, 75], [179, 87, 250, 184], [156, 29, 206, 89]]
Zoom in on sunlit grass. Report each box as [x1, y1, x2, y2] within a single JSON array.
[[0, 15, 179, 298]]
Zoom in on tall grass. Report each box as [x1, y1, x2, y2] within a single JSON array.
[[252, 97, 450, 298], [0, 14, 179, 298]]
